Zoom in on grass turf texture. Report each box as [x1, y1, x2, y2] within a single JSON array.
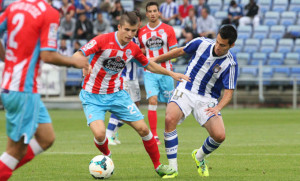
[[0, 108, 299, 180]]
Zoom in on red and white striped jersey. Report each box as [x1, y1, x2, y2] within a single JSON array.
[[0, 0, 59, 93], [80, 32, 149, 94], [138, 21, 177, 72]]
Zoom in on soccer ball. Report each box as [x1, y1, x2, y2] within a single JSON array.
[[89, 155, 114, 179]]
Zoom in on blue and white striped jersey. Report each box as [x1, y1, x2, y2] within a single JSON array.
[[122, 37, 140, 81], [178, 37, 238, 99]]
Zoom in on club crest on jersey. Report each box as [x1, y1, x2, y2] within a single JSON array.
[[125, 49, 132, 57], [103, 56, 126, 75], [158, 29, 164, 35], [146, 36, 164, 51], [83, 40, 97, 51], [213, 64, 221, 73]]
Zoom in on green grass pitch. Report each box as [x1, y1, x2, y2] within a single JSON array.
[[0, 108, 300, 180]]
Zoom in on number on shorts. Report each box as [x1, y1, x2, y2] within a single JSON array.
[[127, 103, 137, 114], [9, 13, 25, 49]]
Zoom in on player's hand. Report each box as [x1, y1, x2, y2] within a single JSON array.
[[83, 65, 92, 76], [205, 107, 221, 118], [170, 72, 191, 82]]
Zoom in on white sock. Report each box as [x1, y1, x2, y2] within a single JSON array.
[[94, 137, 106, 145], [148, 105, 157, 111], [29, 138, 44, 155], [196, 147, 206, 161], [168, 158, 178, 171], [0, 152, 19, 170], [141, 132, 153, 141]]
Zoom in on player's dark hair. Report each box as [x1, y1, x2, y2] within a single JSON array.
[[120, 11, 138, 26], [218, 25, 237, 45], [134, 9, 142, 21], [146, 1, 159, 12]]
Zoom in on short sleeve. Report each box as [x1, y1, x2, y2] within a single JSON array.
[[222, 64, 238, 89], [133, 45, 149, 67], [138, 31, 145, 49], [80, 35, 103, 57], [168, 27, 178, 49], [40, 8, 60, 51], [183, 38, 203, 54]]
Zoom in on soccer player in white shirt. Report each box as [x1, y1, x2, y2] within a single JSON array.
[[150, 25, 238, 178]]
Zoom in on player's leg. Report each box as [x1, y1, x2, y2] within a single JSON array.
[[148, 95, 159, 143], [164, 102, 184, 172], [16, 123, 55, 169], [124, 119, 176, 177], [0, 91, 40, 180], [0, 138, 26, 180], [16, 101, 54, 169], [106, 114, 119, 145], [90, 120, 111, 156], [144, 72, 160, 144], [191, 99, 223, 177], [195, 116, 225, 162], [79, 89, 111, 157]]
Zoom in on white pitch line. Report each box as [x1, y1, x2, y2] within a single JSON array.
[[43, 152, 300, 156]]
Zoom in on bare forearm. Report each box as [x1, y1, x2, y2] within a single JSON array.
[[155, 47, 185, 63], [0, 42, 5, 61], [146, 61, 172, 76], [216, 89, 234, 110]]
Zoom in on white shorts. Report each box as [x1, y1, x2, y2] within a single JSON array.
[[169, 88, 221, 126], [124, 79, 141, 103]]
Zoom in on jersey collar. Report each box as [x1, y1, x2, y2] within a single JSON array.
[[147, 21, 162, 31], [115, 31, 129, 49]]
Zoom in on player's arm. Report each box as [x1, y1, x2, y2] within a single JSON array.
[[73, 51, 91, 76], [0, 41, 5, 61], [151, 47, 186, 63], [145, 61, 190, 82], [40, 51, 89, 69], [205, 89, 234, 117]]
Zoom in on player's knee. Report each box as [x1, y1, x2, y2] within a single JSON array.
[[165, 114, 177, 131], [148, 97, 158, 105], [213, 133, 226, 143], [137, 126, 149, 137], [41, 134, 55, 150]]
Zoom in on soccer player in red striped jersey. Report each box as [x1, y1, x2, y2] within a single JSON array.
[[73, 11, 190, 178], [0, 0, 89, 180], [138, 1, 178, 145]]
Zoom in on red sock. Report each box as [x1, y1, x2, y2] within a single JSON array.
[[143, 136, 161, 169], [94, 138, 111, 156], [0, 160, 13, 181], [15, 145, 35, 170], [148, 110, 158, 137]]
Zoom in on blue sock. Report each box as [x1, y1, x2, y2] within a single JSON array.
[[164, 129, 178, 171]]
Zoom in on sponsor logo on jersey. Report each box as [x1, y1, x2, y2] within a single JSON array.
[[213, 64, 221, 73], [146, 36, 164, 51], [102, 56, 126, 75], [48, 23, 58, 40], [82, 40, 97, 51]]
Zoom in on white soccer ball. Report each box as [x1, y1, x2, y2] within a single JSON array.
[[89, 155, 114, 179]]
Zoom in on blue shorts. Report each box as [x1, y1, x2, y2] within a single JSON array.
[[1, 90, 52, 144], [79, 89, 144, 125], [144, 72, 174, 103]]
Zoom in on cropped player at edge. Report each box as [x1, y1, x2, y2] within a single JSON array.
[[138, 1, 178, 145], [150, 25, 238, 178], [0, 0, 89, 180], [73, 11, 190, 178]]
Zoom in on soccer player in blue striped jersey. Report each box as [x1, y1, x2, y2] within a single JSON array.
[[150, 25, 238, 178], [106, 11, 142, 145]]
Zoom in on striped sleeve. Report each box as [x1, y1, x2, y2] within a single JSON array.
[[222, 62, 238, 89], [183, 37, 203, 54]]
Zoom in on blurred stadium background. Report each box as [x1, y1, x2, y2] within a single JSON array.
[[0, 0, 299, 109]]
